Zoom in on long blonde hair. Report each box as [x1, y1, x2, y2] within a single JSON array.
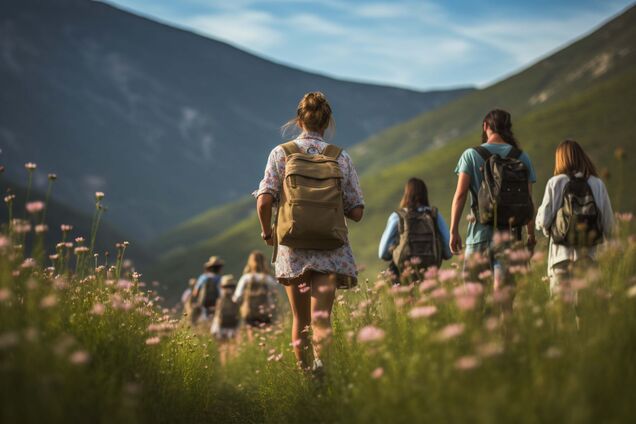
[[554, 139, 598, 179], [282, 92, 335, 137], [243, 250, 270, 275]]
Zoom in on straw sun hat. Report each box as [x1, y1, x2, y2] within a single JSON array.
[[204, 256, 225, 268], [220, 275, 236, 288]]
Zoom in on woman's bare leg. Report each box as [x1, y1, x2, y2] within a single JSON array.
[[310, 272, 337, 362], [284, 280, 312, 369]]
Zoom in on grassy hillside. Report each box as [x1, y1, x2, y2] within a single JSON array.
[[350, 4, 636, 175], [149, 5, 636, 299], [151, 66, 636, 301]]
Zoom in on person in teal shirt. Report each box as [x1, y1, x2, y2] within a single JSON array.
[[449, 109, 537, 297]]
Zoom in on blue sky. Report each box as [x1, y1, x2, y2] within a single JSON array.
[[104, 0, 634, 90]]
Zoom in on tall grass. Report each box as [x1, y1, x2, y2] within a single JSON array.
[[1, 166, 635, 424]]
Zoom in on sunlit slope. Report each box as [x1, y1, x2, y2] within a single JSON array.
[[349, 4, 636, 175], [152, 3, 636, 262], [152, 67, 636, 299]]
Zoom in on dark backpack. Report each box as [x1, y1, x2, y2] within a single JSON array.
[[215, 289, 240, 329], [200, 274, 220, 309], [243, 275, 273, 323], [472, 146, 534, 229], [392, 208, 443, 271], [550, 176, 603, 247]]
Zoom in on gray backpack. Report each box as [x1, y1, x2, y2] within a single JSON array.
[[551, 176, 603, 247], [392, 208, 443, 271]]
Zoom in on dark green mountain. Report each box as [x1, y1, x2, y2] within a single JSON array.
[[0, 0, 471, 240]]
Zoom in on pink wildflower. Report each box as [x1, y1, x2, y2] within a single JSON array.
[[424, 267, 438, 279], [455, 355, 480, 370], [40, 294, 58, 309], [371, 367, 384, 379], [298, 283, 310, 294], [430, 287, 447, 300], [25, 201, 44, 214], [436, 323, 465, 341], [409, 305, 437, 319], [91, 303, 106, 316], [0, 288, 11, 302], [357, 325, 385, 343], [478, 269, 492, 281], [615, 212, 633, 222], [145, 336, 160, 346], [418, 279, 437, 293], [455, 295, 477, 311], [21, 258, 36, 268], [35, 224, 48, 234], [477, 342, 504, 357], [69, 350, 90, 365], [438, 269, 457, 282]]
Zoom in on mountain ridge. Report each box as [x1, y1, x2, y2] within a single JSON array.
[[0, 0, 471, 239]]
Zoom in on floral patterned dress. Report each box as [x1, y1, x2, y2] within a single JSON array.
[[255, 132, 365, 288]]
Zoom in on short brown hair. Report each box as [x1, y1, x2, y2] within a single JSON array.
[[554, 139, 598, 178], [400, 178, 430, 209], [283, 92, 334, 134]]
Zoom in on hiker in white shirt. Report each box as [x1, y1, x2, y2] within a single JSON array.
[[536, 139, 614, 294]]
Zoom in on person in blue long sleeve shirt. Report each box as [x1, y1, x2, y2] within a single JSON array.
[[378, 178, 452, 280]]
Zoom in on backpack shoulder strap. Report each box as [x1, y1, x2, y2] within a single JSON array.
[[506, 146, 523, 159], [394, 209, 407, 235], [323, 144, 343, 159], [280, 141, 301, 156], [473, 146, 492, 161], [429, 207, 438, 220]]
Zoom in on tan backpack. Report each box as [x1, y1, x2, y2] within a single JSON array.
[[241, 274, 273, 323], [274, 141, 348, 250]]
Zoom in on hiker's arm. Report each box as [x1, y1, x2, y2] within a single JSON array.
[[526, 182, 536, 249], [535, 179, 554, 237], [257, 193, 274, 245], [378, 213, 399, 260], [192, 274, 206, 297], [450, 173, 470, 254], [346, 206, 364, 222], [232, 275, 247, 303]]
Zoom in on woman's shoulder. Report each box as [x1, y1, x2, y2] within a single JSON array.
[[587, 175, 608, 190], [547, 174, 569, 185]]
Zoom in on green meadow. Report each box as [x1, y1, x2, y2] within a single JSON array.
[[1, 181, 635, 423]]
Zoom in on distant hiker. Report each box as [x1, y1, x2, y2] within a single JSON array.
[[193, 256, 224, 320], [379, 177, 452, 282], [181, 278, 201, 325], [233, 251, 278, 342], [536, 139, 614, 295], [255, 92, 364, 372], [449, 109, 537, 310], [211, 275, 241, 366]]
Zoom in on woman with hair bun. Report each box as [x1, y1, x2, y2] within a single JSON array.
[[255, 92, 364, 372]]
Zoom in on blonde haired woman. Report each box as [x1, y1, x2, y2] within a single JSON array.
[[255, 92, 364, 372], [232, 251, 278, 341], [536, 139, 614, 294]]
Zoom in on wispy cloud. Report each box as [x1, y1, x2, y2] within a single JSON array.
[[185, 10, 283, 49], [106, 0, 634, 89]]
